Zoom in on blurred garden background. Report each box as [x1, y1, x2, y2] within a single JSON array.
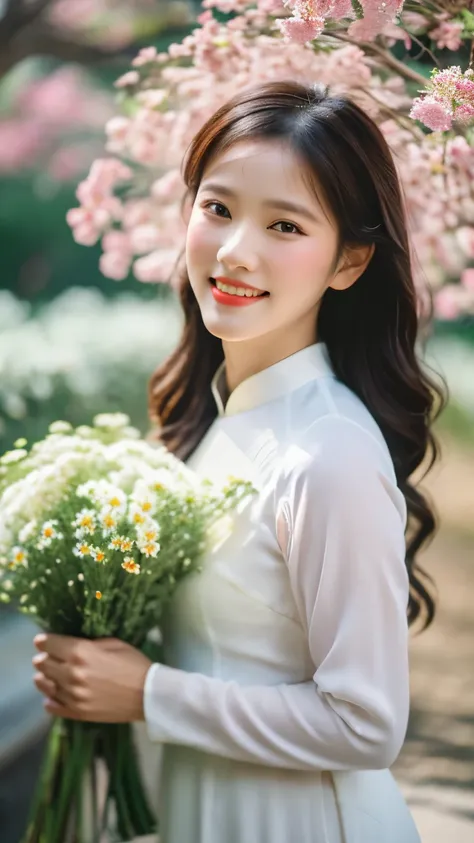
[[0, 1, 473, 841]]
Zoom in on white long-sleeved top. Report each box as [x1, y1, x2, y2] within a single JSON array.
[[142, 342, 420, 843]]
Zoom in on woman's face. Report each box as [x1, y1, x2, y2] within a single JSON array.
[[185, 138, 361, 347]]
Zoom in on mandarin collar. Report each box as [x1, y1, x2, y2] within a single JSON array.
[[210, 342, 334, 418]]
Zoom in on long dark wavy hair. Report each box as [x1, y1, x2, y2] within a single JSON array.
[[148, 80, 446, 632]]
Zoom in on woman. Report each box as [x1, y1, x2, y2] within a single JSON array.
[[33, 80, 445, 843]]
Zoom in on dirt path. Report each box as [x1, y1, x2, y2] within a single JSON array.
[[393, 434, 474, 840]]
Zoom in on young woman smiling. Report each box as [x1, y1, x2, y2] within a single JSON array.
[[33, 80, 445, 843]]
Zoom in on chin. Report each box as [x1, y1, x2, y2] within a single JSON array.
[[200, 316, 259, 343]]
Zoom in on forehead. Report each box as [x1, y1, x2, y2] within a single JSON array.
[[201, 138, 314, 199]]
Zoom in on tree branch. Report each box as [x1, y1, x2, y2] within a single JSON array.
[[0, 0, 52, 43], [330, 30, 429, 87], [0, 24, 124, 78]]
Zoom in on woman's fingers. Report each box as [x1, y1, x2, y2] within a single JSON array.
[[33, 671, 58, 699]]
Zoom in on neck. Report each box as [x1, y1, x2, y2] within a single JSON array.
[[222, 330, 319, 395]]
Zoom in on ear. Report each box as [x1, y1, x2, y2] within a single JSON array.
[[329, 243, 375, 291]]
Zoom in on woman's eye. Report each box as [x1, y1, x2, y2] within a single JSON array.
[[203, 202, 302, 235], [272, 221, 302, 235], [204, 201, 229, 217]]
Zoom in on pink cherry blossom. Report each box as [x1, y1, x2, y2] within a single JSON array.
[[105, 116, 131, 154], [114, 71, 140, 88], [17, 67, 112, 129], [434, 286, 463, 320], [429, 21, 463, 52], [64, 0, 474, 314], [71, 221, 102, 246], [0, 121, 44, 171], [151, 170, 184, 201], [456, 227, 474, 259], [129, 225, 162, 254], [133, 249, 180, 283], [102, 230, 132, 253], [99, 250, 132, 280], [401, 11, 427, 33], [278, 15, 324, 43], [132, 47, 159, 67], [409, 97, 453, 132], [47, 144, 93, 181], [461, 269, 474, 292], [456, 104, 474, 124]]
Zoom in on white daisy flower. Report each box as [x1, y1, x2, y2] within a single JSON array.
[[108, 535, 134, 553], [90, 547, 107, 564], [73, 541, 93, 558], [77, 480, 100, 500], [137, 539, 160, 558], [19, 519, 37, 543], [41, 520, 60, 541], [121, 557, 141, 575], [136, 520, 160, 544], [0, 449, 28, 465], [98, 509, 118, 534], [127, 502, 150, 528], [72, 509, 97, 535], [93, 412, 130, 429], [48, 421, 73, 435], [11, 547, 27, 567]]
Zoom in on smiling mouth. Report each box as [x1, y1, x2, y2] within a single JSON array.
[[209, 278, 269, 298]]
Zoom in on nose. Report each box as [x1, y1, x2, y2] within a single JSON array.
[[216, 225, 259, 273]]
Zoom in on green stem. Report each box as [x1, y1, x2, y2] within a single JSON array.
[[112, 727, 136, 841], [21, 719, 63, 843], [91, 754, 100, 843], [121, 726, 157, 833], [50, 721, 92, 843]]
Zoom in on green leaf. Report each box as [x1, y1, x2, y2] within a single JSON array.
[[459, 9, 474, 36], [351, 0, 364, 19]]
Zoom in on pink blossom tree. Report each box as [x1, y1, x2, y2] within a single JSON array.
[[0, 0, 193, 79], [0, 1, 195, 180], [67, 0, 474, 318]]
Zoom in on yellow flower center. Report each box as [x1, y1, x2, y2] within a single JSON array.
[[133, 512, 145, 524], [122, 560, 140, 574], [95, 551, 105, 563], [95, 591, 102, 599], [103, 514, 115, 527], [43, 527, 54, 538], [109, 496, 122, 508], [141, 501, 152, 511]]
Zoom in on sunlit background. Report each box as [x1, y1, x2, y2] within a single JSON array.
[[0, 1, 473, 841]]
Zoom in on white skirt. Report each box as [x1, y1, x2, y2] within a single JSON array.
[[156, 745, 421, 843]]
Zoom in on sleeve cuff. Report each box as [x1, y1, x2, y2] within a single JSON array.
[[142, 661, 188, 743]]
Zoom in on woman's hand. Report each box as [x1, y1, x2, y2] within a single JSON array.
[[32, 633, 153, 722]]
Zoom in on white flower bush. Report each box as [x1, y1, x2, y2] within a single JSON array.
[[0, 287, 182, 446], [0, 285, 472, 449]]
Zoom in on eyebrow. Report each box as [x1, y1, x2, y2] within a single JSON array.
[[199, 182, 319, 223]]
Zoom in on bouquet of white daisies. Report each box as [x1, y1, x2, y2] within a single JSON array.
[[0, 413, 254, 843]]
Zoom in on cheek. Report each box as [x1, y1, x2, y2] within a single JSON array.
[[274, 239, 332, 281], [186, 218, 216, 267]]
